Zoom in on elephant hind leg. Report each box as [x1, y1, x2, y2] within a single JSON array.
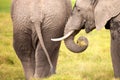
[[34, 42, 51, 78], [34, 41, 60, 78], [13, 32, 35, 80], [50, 43, 60, 74]]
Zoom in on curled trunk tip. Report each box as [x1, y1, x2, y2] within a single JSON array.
[[64, 35, 88, 53]]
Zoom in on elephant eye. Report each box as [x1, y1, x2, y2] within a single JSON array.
[[76, 7, 81, 12], [77, 9, 81, 12], [75, 5, 81, 12]]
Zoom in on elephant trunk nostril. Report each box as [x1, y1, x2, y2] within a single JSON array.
[[77, 36, 88, 47]]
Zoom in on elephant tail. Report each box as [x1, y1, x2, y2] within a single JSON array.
[[34, 22, 54, 74]]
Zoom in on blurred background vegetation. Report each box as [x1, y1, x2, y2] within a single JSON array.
[[0, 0, 116, 80]]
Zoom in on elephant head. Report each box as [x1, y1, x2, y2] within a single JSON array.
[[51, 0, 120, 53], [51, 0, 97, 53]]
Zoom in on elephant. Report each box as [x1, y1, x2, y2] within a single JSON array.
[[11, 0, 72, 80], [51, 0, 120, 78]]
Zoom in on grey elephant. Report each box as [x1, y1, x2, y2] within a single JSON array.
[[11, 0, 72, 80], [52, 0, 120, 78]]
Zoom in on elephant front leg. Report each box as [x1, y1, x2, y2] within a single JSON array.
[[110, 17, 120, 78]]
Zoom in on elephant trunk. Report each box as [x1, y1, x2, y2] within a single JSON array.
[[63, 16, 88, 53], [64, 29, 88, 53]]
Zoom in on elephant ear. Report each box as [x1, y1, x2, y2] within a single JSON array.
[[95, 0, 120, 30]]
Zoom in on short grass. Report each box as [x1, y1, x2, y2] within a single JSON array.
[[0, 0, 118, 80], [0, 0, 11, 13]]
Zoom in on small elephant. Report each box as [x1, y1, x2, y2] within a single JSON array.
[[52, 0, 120, 78], [11, 0, 72, 80]]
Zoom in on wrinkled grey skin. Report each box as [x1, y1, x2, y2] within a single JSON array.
[[11, 0, 72, 80], [109, 14, 120, 78], [63, 0, 120, 78]]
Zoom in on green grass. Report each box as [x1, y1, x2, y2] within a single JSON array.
[[0, 13, 25, 80], [0, 0, 11, 13], [0, 0, 118, 80], [71, 0, 76, 7]]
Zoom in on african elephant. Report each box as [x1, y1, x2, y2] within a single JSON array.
[[11, 0, 72, 80], [52, 0, 120, 78]]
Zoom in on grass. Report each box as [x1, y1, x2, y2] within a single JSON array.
[[0, 0, 118, 80], [0, 0, 11, 13], [0, 13, 25, 80]]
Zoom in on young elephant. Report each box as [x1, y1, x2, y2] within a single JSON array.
[[52, 0, 120, 78], [11, 0, 72, 80]]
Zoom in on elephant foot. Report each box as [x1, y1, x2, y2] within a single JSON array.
[[33, 65, 56, 79]]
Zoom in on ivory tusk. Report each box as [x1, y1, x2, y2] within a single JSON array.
[[51, 30, 74, 41]]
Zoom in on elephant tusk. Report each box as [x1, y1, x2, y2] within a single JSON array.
[[51, 30, 74, 41]]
